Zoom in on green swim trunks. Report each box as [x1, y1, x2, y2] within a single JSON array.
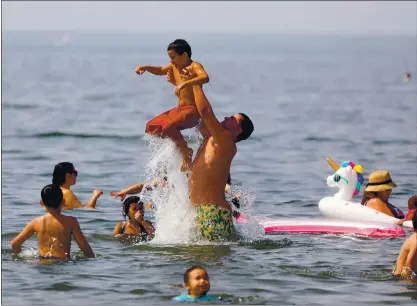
[[195, 204, 234, 242]]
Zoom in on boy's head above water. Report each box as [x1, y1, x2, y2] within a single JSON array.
[[41, 184, 63, 209], [184, 266, 210, 298], [167, 39, 192, 69], [408, 195, 417, 210]]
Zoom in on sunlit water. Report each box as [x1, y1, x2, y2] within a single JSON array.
[[1, 32, 417, 305]]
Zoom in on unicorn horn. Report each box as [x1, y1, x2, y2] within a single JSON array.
[[326, 157, 340, 171]]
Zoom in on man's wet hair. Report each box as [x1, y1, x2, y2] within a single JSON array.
[[167, 39, 192, 59], [184, 265, 206, 285], [41, 184, 63, 209], [52, 162, 75, 186], [236, 113, 254, 143]]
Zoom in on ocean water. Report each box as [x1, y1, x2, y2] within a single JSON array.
[[1, 31, 417, 305]]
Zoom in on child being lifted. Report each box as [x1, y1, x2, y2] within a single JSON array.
[[135, 39, 209, 172]]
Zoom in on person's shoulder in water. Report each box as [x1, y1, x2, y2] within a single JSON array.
[[172, 266, 218, 302], [11, 184, 95, 260]]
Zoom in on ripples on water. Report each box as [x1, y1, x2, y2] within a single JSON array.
[[2, 32, 417, 305]]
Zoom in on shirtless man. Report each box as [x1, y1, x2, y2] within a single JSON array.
[[184, 71, 254, 241], [392, 212, 417, 280], [11, 184, 95, 260]]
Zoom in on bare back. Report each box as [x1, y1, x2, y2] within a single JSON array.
[[32, 214, 75, 259], [188, 134, 236, 210], [393, 232, 417, 274]]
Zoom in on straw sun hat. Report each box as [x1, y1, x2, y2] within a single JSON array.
[[365, 170, 397, 192]]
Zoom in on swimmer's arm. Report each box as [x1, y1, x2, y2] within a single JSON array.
[[71, 217, 95, 258], [11, 221, 35, 254], [198, 122, 210, 138], [122, 183, 145, 194], [180, 62, 209, 88], [139, 63, 173, 76], [113, 222, 126, 239], [401, 241, 417, 279], [405, 240, 417, 268], [192, 85, 231, 144], [85, 189, 103, 209], [110, 183, 145, 201], [139, 220, 155, 236]]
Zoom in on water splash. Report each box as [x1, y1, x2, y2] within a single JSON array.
[[227, 185, 265, 241], [140, 136, 265, 245], [142, 137, 198, 244]]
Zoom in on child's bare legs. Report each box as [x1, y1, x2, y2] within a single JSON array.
[[162, 125, 193, 172], [145, 106, 199, 172]]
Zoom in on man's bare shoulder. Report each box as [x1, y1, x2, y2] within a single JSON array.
[[191, 61, 203, 68], [214, 131, 237, 152]]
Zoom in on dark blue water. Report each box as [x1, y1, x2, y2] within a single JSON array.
[[2, 32, 417, 305]]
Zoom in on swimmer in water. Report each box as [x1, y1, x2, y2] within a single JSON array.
[[11, 184, 95, 260], [52, 162, 103, 210], [172, 266, 218, 302], [403, 72, 411, 84], [113, 196, 155, 241], [392, 212, 417, 280]]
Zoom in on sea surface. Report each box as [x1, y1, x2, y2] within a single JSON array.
[[1, 31, 417, 305]]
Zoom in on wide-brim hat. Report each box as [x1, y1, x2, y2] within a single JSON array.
[[365, 170, 397, 192]]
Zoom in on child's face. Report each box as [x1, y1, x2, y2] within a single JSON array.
[[168, 49, 188, 69], [128, 203, 144, 221], [186, 268, 210, 297]]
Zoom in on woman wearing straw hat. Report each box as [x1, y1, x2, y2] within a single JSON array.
[[361, 170, 405, 219]]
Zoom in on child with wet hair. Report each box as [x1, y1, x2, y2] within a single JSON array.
[[396, 195, 417, 226], [113, 196, 155, 241], [11, 184, 95, 260], [173, 266, 218, 302]]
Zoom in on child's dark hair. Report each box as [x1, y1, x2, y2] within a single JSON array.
[[184, 265, 206, 285], [408, 195, 417, 210], [236, 113, 254, 143], [52, 162, 75, 186], [413, 210, 417, 230], [167, 39, 192, 59], [41, 184, 63, 209], [122, 196, 143, 219]]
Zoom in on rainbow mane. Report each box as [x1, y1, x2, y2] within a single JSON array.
[[339, 160, 364, 197]]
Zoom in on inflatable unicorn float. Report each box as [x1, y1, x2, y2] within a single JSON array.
[[237, 158, 410, 238]]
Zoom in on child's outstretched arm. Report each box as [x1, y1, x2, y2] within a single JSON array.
[[71, 217, 95, 258], [175, 62, 209, 95], [11, 221, 35, 254], [135, 63, 173, 76]]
